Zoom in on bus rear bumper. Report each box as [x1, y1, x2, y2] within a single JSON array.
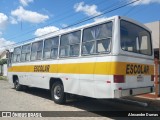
[[114, 86, 154, 98]]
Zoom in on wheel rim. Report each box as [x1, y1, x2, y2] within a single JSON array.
[[53, 85, 62, 100]]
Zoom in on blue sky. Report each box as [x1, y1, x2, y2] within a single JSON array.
[[0, 0, 160, 51]]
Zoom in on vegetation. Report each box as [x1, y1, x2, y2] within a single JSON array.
[[0, 59, 7, 65], [0, 76, 7, 81]]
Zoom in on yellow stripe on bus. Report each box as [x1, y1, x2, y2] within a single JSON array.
[[8, 62, 154, 75]]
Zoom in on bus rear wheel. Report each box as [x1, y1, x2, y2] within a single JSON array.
[[14, 78, 23, 91], [51, 81, 66, 104]]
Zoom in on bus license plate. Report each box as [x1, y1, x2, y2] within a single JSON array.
[[137, 75, 144, 81]]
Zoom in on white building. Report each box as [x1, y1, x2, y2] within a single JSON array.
[[145, 21, 160, 59], [0, 50, 8, 76]]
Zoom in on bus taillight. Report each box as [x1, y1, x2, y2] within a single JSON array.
[[114, 75, 125, 83]]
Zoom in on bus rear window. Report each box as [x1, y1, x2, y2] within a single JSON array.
[[120, 20, 152, 56]]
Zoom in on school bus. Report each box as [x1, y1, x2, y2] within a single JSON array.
[[7, 16, 154, 104]]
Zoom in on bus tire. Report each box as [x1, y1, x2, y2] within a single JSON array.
[[23, 85, 29, 91], [51, 81, 66, 104], [14, 78, 23, 91]]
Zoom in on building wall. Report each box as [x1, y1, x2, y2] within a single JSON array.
[[145, 21, 160, 95], [1, 54, 6, 59], [0, 51, 7, 76], [145, 21, 160, 49], [3, 64, 7, 76], [0, 51, 7, 59]]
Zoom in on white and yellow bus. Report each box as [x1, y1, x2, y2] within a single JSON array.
[[7, 16, 154, 104]]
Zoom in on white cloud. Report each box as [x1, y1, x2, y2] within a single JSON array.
[[130, 0, 160, 5], [94, 17, 107, 22], [19, 0, 33, 6], [10, 16, 18, 24], [0, 38, 15, 53], [74, 2, 101, 16], [34, 26, 59, 37], [34, 26, 77, 40], [11, 6, 49, 24], [0, 13, 8, 30]]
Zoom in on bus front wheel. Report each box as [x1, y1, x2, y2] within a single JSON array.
[[51, 81, 66, 104]]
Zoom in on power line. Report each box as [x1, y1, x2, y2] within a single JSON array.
[[5, 0, 110, 41], [2, 0, 140, 48], [123, 0, 142, 16], [127, 2, 151, 18], [5, 0, 98, 40], [1, 0, 140, 49], [4, 0, 126, 39]]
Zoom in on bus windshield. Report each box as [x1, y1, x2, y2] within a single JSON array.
[[120, 20, 152, 56]]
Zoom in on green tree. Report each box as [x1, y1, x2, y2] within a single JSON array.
[[0, 59, 7, 65]]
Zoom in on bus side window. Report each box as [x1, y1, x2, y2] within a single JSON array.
[[97, 38, 111, 53], [82, 22, 112, 55], [43, 37, 59, 59], [82, 42, 95, 55], [21, 44, 31, 61], [60, 30, 81, 57], [7, 51, 13, 67], [13, 47, 21, 62], [31, 41, 43, 60]]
